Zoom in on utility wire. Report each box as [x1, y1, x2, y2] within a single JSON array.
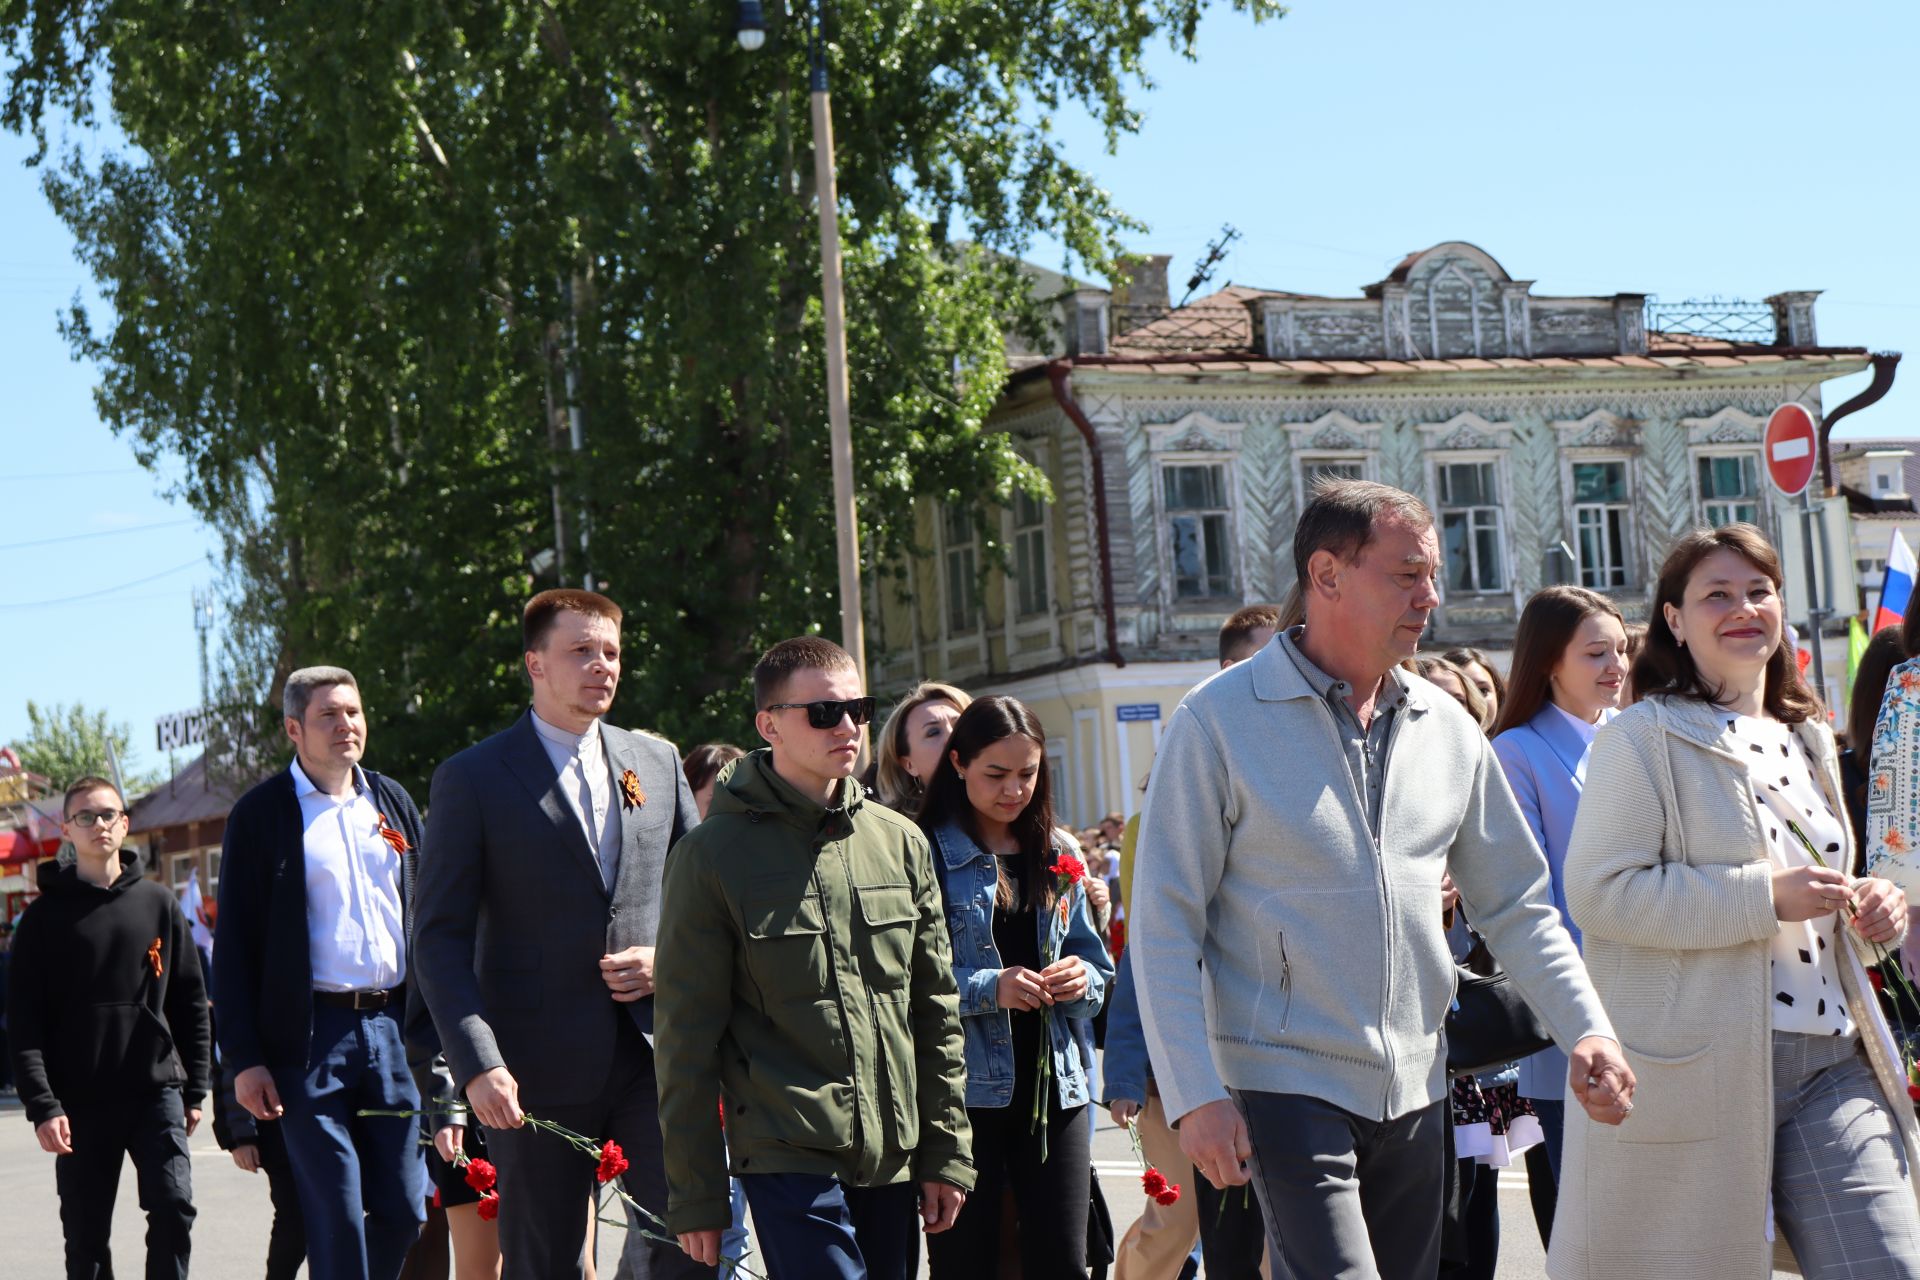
[[0, 558, 202, 610], [0, 518, 194, 552]]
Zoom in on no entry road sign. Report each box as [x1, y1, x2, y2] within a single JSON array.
[[1764, 402, 1819, 498]]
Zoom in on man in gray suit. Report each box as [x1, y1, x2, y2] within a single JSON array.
[[413, 588, 705, 1278]]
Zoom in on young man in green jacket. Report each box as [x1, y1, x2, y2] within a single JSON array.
[[656, 636, 972, 1279]]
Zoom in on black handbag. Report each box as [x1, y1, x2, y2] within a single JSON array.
[[1445, 931, 1553, 1078], [1087, 1163, 1116, 1274]]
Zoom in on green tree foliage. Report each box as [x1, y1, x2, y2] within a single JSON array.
[[0, 0, 1281, 794], [11, 700, 152, 794]]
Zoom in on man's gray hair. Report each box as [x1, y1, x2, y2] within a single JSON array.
[[283, 666, 360, 722], [1292, 478, 1433, 591]]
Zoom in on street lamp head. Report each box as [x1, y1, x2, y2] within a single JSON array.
[[736, 0, 767, 51]]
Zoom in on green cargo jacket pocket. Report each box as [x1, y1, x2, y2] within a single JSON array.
[[856, 883, 917, 979], [743, 892, 830, 1008], [870, 987, 920, 1151]]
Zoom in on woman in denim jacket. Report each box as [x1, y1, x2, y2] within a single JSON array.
[[918, 695, 1114, 1279]]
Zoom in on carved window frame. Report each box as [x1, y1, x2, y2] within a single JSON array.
[[999, 442, 1064, 669], [933, 502, 988, 675], [1426, 450, 1513, 597], [1294, 452, 1375, 510], [1689, 446, 1768, 533], [1154, 454, 1242, 607], [1561, 453, 1639, 592]]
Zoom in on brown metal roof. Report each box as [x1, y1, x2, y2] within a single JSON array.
[[127, 754, 262, 833], [1051, 349, 1868, 382]]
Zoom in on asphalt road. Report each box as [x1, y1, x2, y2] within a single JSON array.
[[0, 1090, 1560, 1278]]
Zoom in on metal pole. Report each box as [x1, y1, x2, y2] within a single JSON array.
[[809, 25, 866, 683], [563, 273, 593, 592], [1800, 487, 1828, 703]]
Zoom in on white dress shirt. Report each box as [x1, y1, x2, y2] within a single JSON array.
[[292, 757, 407, 992], [531, 710, 623, 889]]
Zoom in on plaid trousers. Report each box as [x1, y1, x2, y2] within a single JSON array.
[[1772, 1030, 1920, 1278]]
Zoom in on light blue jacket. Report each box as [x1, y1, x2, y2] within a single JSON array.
[[1492, 704, 1608, 1099], [930, 820, 1114, 1110], [1100, 948, 1150, 1106]]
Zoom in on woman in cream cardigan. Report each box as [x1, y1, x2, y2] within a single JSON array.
[[1554, 523, 1920, 1280]]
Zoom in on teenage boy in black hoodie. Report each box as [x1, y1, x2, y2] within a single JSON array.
[[9, 774, 209, 1280]]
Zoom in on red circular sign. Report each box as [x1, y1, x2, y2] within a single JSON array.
[[1763, 402, 1818, 498]]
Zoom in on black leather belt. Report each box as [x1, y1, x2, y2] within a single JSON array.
[[314, 986, 402, 1010]]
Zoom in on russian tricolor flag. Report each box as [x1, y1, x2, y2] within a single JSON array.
[[1875, 530, 1916, 634]]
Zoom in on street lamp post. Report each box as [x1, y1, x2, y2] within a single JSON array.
[[739, 0, 866, 683]]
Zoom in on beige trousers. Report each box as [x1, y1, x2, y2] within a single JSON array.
[[1113, 1094, 1199, 1280]]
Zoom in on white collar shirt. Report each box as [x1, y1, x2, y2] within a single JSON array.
[[1549, 701, 1608, 748], [291, 757, 406, 992], [531, 710, 621, 889]]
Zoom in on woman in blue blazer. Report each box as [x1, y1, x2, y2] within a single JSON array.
[[1489, 586, 1629, 1245]]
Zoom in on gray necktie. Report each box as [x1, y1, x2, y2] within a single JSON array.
[[571, 753, 597, 853]]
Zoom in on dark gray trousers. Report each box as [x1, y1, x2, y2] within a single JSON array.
[[487, 1016, 706, 1280], [1232, 1089, 1446, 1280]]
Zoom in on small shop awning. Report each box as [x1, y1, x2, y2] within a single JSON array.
[[0, 826, 56, 866]]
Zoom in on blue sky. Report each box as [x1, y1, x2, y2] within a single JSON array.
[[1, 0, 1914, 777]]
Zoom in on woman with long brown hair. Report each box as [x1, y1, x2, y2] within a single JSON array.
[[1554, 524, 1920, 1279], [917, 696, 1113, 1279], [1485, 585, 1628, 1245], [1444, 647, 1508, 727]]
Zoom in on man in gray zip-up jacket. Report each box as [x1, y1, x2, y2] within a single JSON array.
[[1132, 480, 1635, 1279]]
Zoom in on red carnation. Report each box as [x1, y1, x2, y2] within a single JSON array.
[[1155, 1184, 1182, 1206], [476, 1191, 500, 1221], [431, 1187, 442, 1209], [1051, 854, 1087, 886], [462, 1158, 498, 1195], [1141, 1168, 1168, 1197], [1908, 1083, 1920, 1102], [595, 1140, 630, 1184], [1871, 968, 1887, 992]]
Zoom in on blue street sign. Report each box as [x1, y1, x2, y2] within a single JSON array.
[[1116, 703, 1162, 723]]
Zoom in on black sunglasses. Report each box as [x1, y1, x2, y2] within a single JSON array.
[[766, 696, 876, 729]]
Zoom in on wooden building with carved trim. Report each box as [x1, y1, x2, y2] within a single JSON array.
[[868, 242, 1873, 825]]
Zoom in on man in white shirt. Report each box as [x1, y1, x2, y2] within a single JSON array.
[[214, 667, 432, 1280]]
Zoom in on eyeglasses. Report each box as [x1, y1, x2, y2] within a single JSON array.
[[67, 808, 126, 828], [765, 696, 876, 729]]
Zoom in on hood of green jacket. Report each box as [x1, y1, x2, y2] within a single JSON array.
[[707, 747, 863, 837]]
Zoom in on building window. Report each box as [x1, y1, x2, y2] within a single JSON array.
[[1012, 487, 1050, 617], [1571, 460, 1632, 589], [1877, 471, 1894, 493], [1436, 461, 1506, 593], [941, 504, 979, 634], [1164, 463, 1234, 600], [1300, 456, 1365, 490], [1698, 453, 1761, 527]]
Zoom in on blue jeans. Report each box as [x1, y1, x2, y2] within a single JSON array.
[[618, 1170, 750, 1278], [272, 1001, 427, 1280], [739, 1174, 919, 1280]]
